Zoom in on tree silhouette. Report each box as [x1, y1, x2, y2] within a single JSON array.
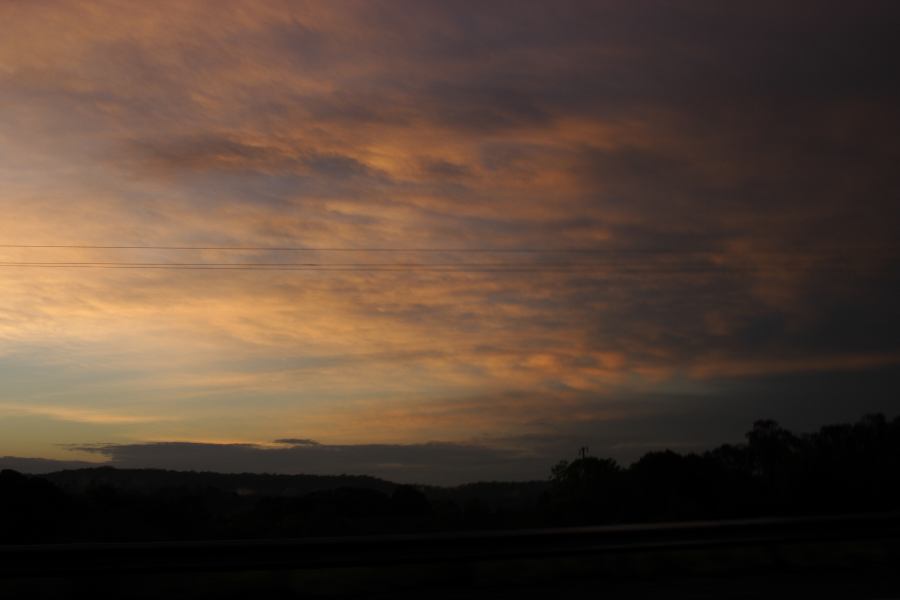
[[1, 413, 898, 543]]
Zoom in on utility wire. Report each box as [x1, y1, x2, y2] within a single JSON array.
[[0, 261, 892, 273], [0, 244, 894, 273], [1, 244, 897, 254], [0, 257, 890, 267], [0, 244, 655, 253]]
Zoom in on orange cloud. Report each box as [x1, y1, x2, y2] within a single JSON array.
[[1, 1, 898, 465]]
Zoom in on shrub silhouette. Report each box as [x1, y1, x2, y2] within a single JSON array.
[[2, 413, 898, 543], [542, 413, 900, 525], [0, 469, 73, 542]]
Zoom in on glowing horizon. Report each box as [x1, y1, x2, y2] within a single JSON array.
[[1, 1, 898, 483]]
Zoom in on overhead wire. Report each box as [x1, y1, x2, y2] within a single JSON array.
[[0, 244, 894, 273], [1, 243, 897, 254], [0, 262, 892, 273]]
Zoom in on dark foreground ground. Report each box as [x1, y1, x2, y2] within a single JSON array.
[[8, 547, 900, 599], [9, 565, 900, 600], [5, 515, 899, 599]]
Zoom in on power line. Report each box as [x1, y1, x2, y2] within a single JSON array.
[[0, 261, 892, 273], [0, 244, 894, 275], [0, 244, 635, 253], [1, 244, 897, 254], [0, 259, 891, 267]]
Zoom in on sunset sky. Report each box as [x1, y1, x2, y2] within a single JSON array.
[[1, 1, 898, 484]]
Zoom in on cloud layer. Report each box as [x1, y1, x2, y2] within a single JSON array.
[[0, 1, 898, 476]]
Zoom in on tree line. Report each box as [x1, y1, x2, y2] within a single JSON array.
[[1, 414, 898, 543]]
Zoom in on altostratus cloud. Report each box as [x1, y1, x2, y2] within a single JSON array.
[[0, 1, 897, 469], [71, 438, 545, 485]]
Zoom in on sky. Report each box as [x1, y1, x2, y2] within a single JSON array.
[[0, 1, 898, 484]]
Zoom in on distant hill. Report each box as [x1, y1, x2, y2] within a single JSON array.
[[41, 467, 400, 497], [2, 459, 550, 505], [2, 414, 897, 543], [0, 466, 549, 542], [38, 467, 550, 511], [0, 456, 99, 473]]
